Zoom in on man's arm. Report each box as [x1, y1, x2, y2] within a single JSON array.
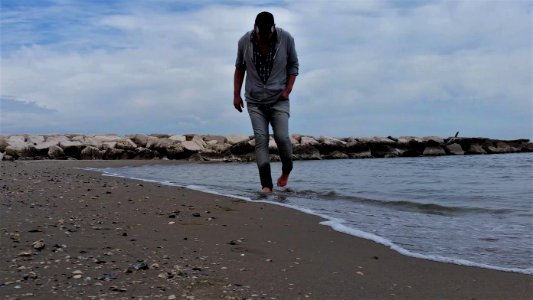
[[233, 68, 245, 112]]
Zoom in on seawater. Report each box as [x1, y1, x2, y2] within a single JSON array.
[[93, 152, 533, 274]]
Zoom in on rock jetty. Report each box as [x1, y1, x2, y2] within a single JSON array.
[[0, 134, 531, 162]]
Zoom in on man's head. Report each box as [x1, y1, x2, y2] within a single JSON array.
[[254, 11, 275, 36]]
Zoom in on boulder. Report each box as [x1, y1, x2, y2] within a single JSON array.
[[8, 135, 26, 144], [100, 142, 117, 150], [0, 136, 8, 152], [421, 136, 445, 145], [26, 135, 45, 145], [230, 140, 255, 155], [324, 150, 349, 159], [166, 144, 187, 159], [445, 143, 464, 155], [70, 135, 86, 142], [349, 150, 373, 159], [80, 146, 103, 160], [48, 145, 65, 159], [485, 142, 512, 154], [188, 153, 206, 162], [300, 136, 319, 147], [149, 134, 172, 139], [35, 141, 59, 151], [465, 143, 486, 154], [147, 138, 178, 150], [169, 135, 186, 142], [127, 134, 158, 147], [144, 138, 186, 158], [293, 144, 321, 160], [370, 144, 403, 158], [206, 143, 231, 154], [226, 135, 250, 145], [59, 141, 85, 158], [133, 147, 158, 159], [45, 135, 69, 144], [115, 138, 137, 151], [203, 135, 227, 144], [84, 135, 121, 148], [318, 136, 346, 147], [5, 141, 37, 158], [357, 136, 397, 145], [345, 140, 370, 153], [522, 142, 533, 152], [182, 140, 204, 152], [103, 148, 125, 160], [423, 146, 446, 156]]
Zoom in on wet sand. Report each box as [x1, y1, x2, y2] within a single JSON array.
[[1, 160, 531, 299]]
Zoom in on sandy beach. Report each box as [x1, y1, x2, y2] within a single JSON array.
[[1, 160, 531, 299]]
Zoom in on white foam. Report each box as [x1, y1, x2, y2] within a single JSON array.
[[84, 167, 533, 276]]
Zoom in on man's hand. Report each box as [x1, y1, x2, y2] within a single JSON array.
[[234, 95, 244, 112], [279, 89, 290, 101]]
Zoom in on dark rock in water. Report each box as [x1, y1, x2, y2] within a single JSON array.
[[348, 150, 373, 159], [230, 140, 254, 155], [445, 143, 464, 155], [324, 150, 349, 159], [371, 144, 402, 158], [134, 147, 158, 159], [422, 146, 446, 156], [465, 143, 486, 155], [293, 144, 321, 160]]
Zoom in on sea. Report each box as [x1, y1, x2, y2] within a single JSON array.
[[92, 152, 533, 275]]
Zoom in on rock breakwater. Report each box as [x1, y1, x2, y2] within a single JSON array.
[[1, 134, 531, 162]]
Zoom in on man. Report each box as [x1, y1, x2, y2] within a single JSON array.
[[233, 11, 299, 193]]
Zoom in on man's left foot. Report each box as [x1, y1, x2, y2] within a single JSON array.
[[277, 173, 289, 187], [261, 187, 273, 193]]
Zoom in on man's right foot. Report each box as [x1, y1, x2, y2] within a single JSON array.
[[262, 187, 273, 193]]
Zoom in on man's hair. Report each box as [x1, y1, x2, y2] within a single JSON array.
[[255, 11, 275, 35]]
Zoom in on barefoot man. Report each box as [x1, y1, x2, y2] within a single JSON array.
[[233, 11, 299, 193]]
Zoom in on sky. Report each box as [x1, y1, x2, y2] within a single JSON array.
[[1, 0, 531, 139]]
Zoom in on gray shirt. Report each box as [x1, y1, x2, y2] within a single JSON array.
[[235, 27, 299, 104]]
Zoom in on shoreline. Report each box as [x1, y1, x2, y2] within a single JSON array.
[[1, 160, 531, 299], [95, 164, 533, 276]]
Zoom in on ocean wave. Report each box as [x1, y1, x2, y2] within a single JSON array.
[[287, 189, 517, 216]]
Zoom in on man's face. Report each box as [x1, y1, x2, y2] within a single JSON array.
[[256, 28, 273, 40]]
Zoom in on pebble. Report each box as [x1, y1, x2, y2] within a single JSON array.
[[133, 261, 149, 270], [168, 295, 176, 300], [18, 250, 33, 257], [32, 240, 45, 250]]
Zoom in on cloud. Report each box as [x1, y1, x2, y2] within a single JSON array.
[[1, 0, 531, 139]]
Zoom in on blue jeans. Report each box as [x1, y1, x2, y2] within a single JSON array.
[[247, 100, 293, 190]]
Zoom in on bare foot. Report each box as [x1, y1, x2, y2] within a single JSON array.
[[277, 173, 289, 187], [262, 187, 273, 193]]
